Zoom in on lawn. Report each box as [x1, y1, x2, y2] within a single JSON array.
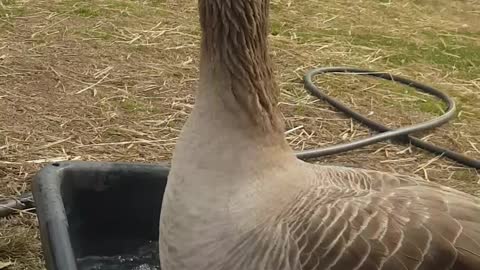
[[1, 0, 479, 268]]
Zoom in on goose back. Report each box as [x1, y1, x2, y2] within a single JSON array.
[[200, 166, 480, 270]]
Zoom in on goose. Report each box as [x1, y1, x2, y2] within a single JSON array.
[[158, 0, 480, 269]]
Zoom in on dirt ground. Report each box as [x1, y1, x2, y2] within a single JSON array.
[[1, 0, 479, 269]]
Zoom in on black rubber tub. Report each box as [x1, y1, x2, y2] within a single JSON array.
[[32, 161, 169, 270]]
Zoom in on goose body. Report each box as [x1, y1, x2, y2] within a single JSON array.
[[158, 0, 480, 269]]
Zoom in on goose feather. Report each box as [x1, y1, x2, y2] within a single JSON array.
[[158, 0, 480, 269]]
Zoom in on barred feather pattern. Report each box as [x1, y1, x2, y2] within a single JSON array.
[[223, 167, 480, 270], [160, 165, 480, 270]]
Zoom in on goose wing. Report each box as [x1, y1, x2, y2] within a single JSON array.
[[278, 168, 480, 270]]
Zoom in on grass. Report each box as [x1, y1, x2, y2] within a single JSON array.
[[0, 0, 25, 19], [0, 0, 479, 269]]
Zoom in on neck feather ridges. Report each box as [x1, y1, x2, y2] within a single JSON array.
[[198, 0, 284, 134]]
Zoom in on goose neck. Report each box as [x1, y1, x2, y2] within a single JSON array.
[[197, 0, 283, 134]]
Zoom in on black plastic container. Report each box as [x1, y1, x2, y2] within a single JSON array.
[[32, 161, 169, 270]]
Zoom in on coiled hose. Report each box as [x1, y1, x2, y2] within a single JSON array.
[[296, 67, 480, 169], [1, 66, 479, 219]]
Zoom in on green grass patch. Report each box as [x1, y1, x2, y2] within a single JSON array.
[[347, 31, 480, 77], [120, 99, 144, 113], [54, 0, 168, 18], [73, 6, 100, 17], [117, 99, 162, 114], [1, 0, 16, 5], [417, 99, 446, 116], [0, 0, 25, 19], [270, 21, 346, 43], [270, 21, 285, 36], [317, 74, 451, 119]]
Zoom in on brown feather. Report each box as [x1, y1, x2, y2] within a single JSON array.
[[159, 1, 480, 270]]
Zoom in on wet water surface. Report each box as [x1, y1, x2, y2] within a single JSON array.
[[77, 242, 160, 270]]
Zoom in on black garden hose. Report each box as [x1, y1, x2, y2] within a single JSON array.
[[0, 192, 35, 218], [1, 67, 479, 219], [296, 67, 480, 169]]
